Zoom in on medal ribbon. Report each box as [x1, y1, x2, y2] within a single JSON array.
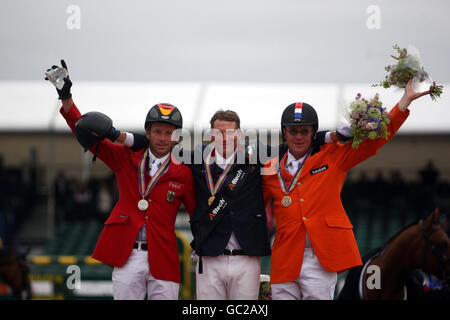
[[204, 149, 236, 198], [277, 148, 311, 195], [138, 149, 170, 198]]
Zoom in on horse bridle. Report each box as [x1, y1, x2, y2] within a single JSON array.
[[419, 219, 450, 284]]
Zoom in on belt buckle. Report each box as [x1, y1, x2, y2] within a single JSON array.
[[135, 242, 145, 251], [229, 249, 234, 256]]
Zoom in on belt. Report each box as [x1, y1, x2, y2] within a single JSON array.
[[133, 242, 148, 250], [223, 249, 244, 256]]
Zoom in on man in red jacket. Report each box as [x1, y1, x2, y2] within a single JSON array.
[[45, 60, 196, 300]]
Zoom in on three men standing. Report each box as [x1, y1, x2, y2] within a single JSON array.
[[46, 59, 434, 300]]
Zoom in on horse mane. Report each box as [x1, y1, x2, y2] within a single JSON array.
[[379, 219, 421, 251]]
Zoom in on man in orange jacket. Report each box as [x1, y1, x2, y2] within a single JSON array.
[[262, 80, 436, 300]]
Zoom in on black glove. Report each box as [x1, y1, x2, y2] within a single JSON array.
[[45, 59, 72, 100], [107, 126, 121, 142]]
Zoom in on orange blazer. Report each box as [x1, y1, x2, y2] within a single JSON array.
[[262, 104, 409, 284]]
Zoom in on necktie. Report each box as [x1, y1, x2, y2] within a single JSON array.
[[287, 161, 298, 176], [150, 160, 161, 176]]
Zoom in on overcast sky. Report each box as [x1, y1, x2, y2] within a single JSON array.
[[1, 0, 449, 83]]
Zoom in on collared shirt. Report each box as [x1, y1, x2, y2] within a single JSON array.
[[285, 151, 308, 176], [136, 149, 170, 242], [285, 150, 312, 248], [214, 149, 236, 170]]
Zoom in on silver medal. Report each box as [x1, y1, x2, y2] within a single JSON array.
[[138, 199, 149, 211]]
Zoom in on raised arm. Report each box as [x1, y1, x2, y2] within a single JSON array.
[[332, 79, 436, 171], [47, 60, 124, 143], [46, 60, 128, 170]]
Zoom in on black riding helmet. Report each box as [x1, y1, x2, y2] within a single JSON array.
[[75, 111, 113, 150], [145, 103, 183, 130], [74, 111, 114, 162], [281, 102, 319, 141]]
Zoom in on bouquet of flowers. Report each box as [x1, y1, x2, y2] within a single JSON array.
[[374, 44, 443, 100], [258, 275, 272, 300], [346, 93, 390, 149]]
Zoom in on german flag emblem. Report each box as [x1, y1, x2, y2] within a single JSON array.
[[158, 104, 175, 116]]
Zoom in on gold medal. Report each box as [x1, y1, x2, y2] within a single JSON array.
[[281, 195, 292, 207], [138, 199, 149, 211], [204, 148, 237, 208]]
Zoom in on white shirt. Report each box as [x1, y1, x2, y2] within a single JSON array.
[[285, 151, 308, 175], [285, 151, 312, 248], [214, 150, 236, 170], [148, 149, 170, 176]]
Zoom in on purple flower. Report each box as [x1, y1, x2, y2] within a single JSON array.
[[369, 118, 381, 130]]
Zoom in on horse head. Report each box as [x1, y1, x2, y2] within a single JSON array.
[[0, 247, 32, 300], [414, 209, 450, 284]]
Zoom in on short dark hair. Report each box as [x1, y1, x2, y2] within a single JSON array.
[[209, 110, 240, 129]]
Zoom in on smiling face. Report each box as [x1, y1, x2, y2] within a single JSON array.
[[211, 119, 241, 158], [145, 122, 177, 158], [283, 125, 316, 159]]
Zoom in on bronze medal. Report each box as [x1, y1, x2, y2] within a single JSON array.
[[208, 196, 215, 206], [277, 149, 311, 209], [281, 195, 292, 207]]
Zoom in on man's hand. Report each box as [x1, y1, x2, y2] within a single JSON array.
[[336, 124, 352, 142], [45, 59, 72, 100], [398, 79, 436, 112]]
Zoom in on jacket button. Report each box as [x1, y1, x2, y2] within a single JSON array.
[[145, 216, 149, 220], [148, 199, 152, 203], [300, 198, 305, 202], [302, 217, 307, 221]]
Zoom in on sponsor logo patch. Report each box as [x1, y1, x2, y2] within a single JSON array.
[[310, 165, 328, 175]]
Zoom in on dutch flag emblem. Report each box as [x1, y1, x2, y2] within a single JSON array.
[[294, 102, 303, 120]]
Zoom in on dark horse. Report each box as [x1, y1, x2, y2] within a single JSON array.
[[338, 209, 450, 300], [0, 247, 32, 299]]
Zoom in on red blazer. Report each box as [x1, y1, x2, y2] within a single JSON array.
[[262, 105, 409, 284], [61, 104, 196, 283]]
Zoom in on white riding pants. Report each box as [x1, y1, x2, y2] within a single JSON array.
[[271, 248, 337, 300], [196, 255, 261, 300], [112, 246, 179, 300]]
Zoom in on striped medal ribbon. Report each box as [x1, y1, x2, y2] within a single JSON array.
[[204, 150, 236, 206], [277, 148, 311, 207], [137, 149, 170, 211]]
